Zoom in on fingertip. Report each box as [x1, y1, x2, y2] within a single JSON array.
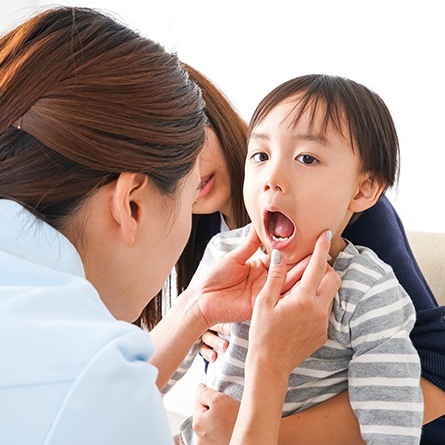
[[222, 322, 231, 335], [271, 249, 282, 265], [217, 339, 227, 352], [314, 229, 332, 257], [196, 383, 206, 396], [234, 225, 261, 260], [247, 225, 261, 243]]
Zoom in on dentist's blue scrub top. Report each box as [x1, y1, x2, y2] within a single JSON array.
[[0, 199, 173, 444]]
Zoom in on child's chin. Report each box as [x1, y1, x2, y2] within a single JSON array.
[[260, 239, 306, 264], [277, 247, 307, 266]]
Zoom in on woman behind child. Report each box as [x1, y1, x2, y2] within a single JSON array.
[[166, 70, 444, 444], [137, 63, 249, 330]]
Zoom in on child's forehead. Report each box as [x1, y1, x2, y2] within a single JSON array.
[[270, 95, 349, 137], [249, 94, 356, 154]]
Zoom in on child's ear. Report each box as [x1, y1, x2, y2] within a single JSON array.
[[349, 174, 385, 213]]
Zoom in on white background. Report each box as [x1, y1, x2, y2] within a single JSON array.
[[3, 0, 445, 416]]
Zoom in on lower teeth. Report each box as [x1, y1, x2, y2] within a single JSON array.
[[273, 235, 288, 241]]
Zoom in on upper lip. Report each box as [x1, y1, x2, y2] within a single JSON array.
[[263, 204, 290, 223]]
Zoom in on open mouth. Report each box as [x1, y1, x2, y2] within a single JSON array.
[[198, 174, 215, 198], [265, 211, 295, 243]]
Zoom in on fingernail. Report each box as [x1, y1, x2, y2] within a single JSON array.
[[271, 249, 281, 265], [217, 340, 225, 350], [326, 230, 332, 241], [222, 323, 231, 334]]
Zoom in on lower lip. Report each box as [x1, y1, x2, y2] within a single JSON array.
[[198, 175, 215, 198]]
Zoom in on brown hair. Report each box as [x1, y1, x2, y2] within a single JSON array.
[[138, 64, 250, 330], [176, 64, 250, 289], [249, 74, 399, 191], [0, 7, 206, 232]]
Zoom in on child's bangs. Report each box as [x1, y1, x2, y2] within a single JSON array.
[[286, 91, 354, 150]]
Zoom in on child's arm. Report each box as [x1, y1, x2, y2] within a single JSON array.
[[347, 274, 423, 444]]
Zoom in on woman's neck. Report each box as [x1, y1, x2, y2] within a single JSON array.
[[219, 200, 236, 230], [221, 212, 236, 230]]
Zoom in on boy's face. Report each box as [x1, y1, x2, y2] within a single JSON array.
[[244, 96, 366, 265]]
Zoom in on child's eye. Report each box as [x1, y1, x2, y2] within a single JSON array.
[[296, 154, 318, 165], [252, 152, 269, 163]]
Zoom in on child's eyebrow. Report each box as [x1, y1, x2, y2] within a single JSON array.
[[249, 131, 327, 144], [249, 131, 269, 141], [293, 132, 327, 144]]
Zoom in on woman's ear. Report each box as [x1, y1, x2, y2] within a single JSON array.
[[348, 174, 385, 213], [111, 172, 149, 246]]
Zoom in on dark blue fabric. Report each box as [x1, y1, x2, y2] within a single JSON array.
[[344, 195, 445, 442]]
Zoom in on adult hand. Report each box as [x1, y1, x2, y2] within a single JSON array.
[[193, 230, 340, 445], [195, 226, 310, 329], [150, 227, 309, 390], [230, 230, 340, 444], [248, 230, 339, 377], [200, 324, 230, 362]]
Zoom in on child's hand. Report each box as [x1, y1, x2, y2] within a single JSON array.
[[193, 384, 239, 445]]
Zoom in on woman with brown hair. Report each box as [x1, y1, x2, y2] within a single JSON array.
[[138, 63, 250, 330], [0, 6, 339, 444]]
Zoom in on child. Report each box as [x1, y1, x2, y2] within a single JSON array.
[[170, 74, 423, 444]]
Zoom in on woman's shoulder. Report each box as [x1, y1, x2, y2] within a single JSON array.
[[40, 326, 169, 444], [0, 271, 154, 381], [0, 269, 159, 443], [17, 326, 167, 444]]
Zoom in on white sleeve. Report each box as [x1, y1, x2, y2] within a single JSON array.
[[44, 330, 173, 445]]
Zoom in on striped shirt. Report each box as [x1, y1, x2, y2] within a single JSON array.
[[166, 224, 423, 444]]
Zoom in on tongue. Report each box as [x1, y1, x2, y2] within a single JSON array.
[[271, 212, 294, 238]]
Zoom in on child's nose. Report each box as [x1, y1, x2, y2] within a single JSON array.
[[263, 161, 287, 192]]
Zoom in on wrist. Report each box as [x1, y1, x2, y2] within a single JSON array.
[[232, 353, 288, 444], [174, 285, 210, 337], [245, 352, 291, 390]]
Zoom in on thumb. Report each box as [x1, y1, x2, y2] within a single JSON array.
[[226, 225, 261, 265], [193, 383, 209, 419], [256, 249, 287, 307]]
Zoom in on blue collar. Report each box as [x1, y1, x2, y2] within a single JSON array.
[[0, 199, 85, 277]]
